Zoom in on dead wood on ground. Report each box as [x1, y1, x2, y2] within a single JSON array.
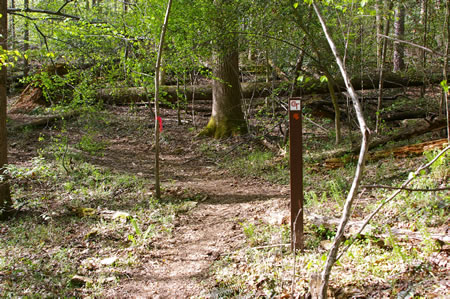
[[9, 85, 46, 113], [97, 72, 443, 104], [7, 112, 80, 131], [324, 138, 448, 169]]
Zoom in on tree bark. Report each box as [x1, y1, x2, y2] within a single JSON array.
[[9, 0, 15, 50], [327, 78, 341, 144], [444, 0, 450, 143], [420, 0, 428, 97], [393, 3, 406, 72], [313, 3, 371, 298], [375, 0, 383, 69], [0, 0, 13, 219], [375, 0, 393, 133], [199, 1, 247, 139], [23, 0, 30, 77]]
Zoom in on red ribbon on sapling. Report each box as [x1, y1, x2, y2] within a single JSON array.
[[157, 116, 163, 132]]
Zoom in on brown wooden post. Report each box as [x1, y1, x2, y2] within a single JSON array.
[[289, 97, 304, 251]]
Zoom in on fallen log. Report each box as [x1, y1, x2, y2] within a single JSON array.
[[369, 117, 446, 151], [97, 82, 276, 104], [97, 72, 443, 104], [324, 138, 448, 169], [381, 111, 432, 122], [7, 111, 80, 131], [9, 85, 46, 113], [327, 117, 448, 160]]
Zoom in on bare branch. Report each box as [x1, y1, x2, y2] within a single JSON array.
[[337, 145, 450, 261], [32, 23, 55, 67], [378, 33, 446, 57], [7, 12, 37, 21], [361, 185, 449, 192], [7, 7, 80, 20], [56, 0, 74, 14]]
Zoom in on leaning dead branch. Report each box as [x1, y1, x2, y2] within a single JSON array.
[[313, 3, 371, 298]]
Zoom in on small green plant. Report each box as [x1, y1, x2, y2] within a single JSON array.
[[305, 224, 336, 249], [78, 133, 107, 155], [225, 149, 288, 184], [240, 221, 261, 247], [128, 217, 154, 247], [326, 177, 348, 207], [384, 227, 415, 262], [424, 147, 449, 174], [305, 190, 320, 207]]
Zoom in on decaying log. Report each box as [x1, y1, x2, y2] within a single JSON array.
[[369, 138, 448, 159], [7, 111, 79, 131], [381, 110, 431, 122], [325, 138, 448, 169], [9, 64, 69, 113], [97, 72, 444, 104], [368, 117, 446, 150], [97, 82, 275, 104], [9, 85, 46, 113]]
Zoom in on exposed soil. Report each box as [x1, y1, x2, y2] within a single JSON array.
[[7, 103, 290, 298], [5, 90, 449, 298], [104, 120, 289, 298]]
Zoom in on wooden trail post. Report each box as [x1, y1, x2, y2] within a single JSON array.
[[289, 97, 304, 251]]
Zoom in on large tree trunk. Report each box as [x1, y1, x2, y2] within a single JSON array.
[[393, 3, 406, 72], [201, 48, 247, 138], [199, 1, 247, 139], [0, 0, 13, 219], [444, 0, 450, 142]]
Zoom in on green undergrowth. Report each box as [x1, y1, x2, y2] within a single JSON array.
[[1, 111, 199, 297], [211, 219, 428, 297], [197, 137, 290, 184], [209, 147, 449, 297], [223, 148, 289, 184]]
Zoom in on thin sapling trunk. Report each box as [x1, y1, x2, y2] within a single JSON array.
[[153, 0, 173, 199]]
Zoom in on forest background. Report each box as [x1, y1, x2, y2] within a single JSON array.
[[0, 0, 449, 298]]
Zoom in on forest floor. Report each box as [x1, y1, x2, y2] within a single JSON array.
[[1, 89, 449, 298]]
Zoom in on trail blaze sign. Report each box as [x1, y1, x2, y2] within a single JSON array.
[[289, 98, 304, 251], [290, 99, 301, 111]]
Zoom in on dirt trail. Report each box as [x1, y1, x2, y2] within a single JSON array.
[[108, 148, 288, 297], [6, 104, 289, 298], [99, 108, 289, 298]]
